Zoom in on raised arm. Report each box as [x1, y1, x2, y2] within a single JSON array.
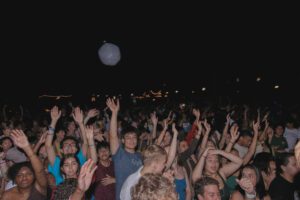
[[11, 130, 47, 194], [106, 98, 120, 155], [219, 114, 231, 150], [72, 107, 88, 157], [218, 150, 243, 178], [242, 121, 259, 165], [155, 119, 168, 146], [33, 132, 47, 154], [225, 125, 239, 153], [199, 119, 211, 157], [84, 108, 99, 125], [192, 148, 211, 183], [295, 140, 300, 168], [165, 123, 178, 169], [69, 159, 97, 200], [45, 106, 61, 165], [85, 126, 97, 163], [150, 112, 158, 144]]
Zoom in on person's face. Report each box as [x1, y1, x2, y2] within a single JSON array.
[[123, 132, 138, 150], [62, 139, 77, 154], [3, 128, 12, 136], [206, 141, 215, 149], [61, 157, 79, 178], [98, 147, 110, 161], [56, 130, 65, 140], [241, 168, 257, 187], [15, 167, 34, 189], [198, 185, 221, 200], [283, 156, 299, 177], [153, 156, 167, 174], [179, 141, 188, 153], [2, 139, 13, 151], [205, 155, 220, 175], [163, 131, 172, 145], [275, 126, 284, 136], [68, 121, 76, 132], [38, 145, 47, 160], [268, 161, 276, 176], [241, 136, 252, 147]]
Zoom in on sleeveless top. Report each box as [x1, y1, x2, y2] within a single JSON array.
[[28, 186, 47, 200], [175, 178, 186, 200]]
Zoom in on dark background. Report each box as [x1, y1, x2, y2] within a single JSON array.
[[0, 4, 298, 106]]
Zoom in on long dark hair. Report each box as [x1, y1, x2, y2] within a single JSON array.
[[236, 164, 267, 199]]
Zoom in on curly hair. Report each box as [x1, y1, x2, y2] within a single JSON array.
[[131, 173, 177, 200]]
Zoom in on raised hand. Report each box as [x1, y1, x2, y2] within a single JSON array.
[[172, 123, 178, 136], [37, 131, 47, 144], [150, 112, 158, 126], [295, 140, 300, 168], [162, 119, 168, 131], [196, 120, 203, 136], [85, 126, 94, 141], [252, 121, 260, 133], [203, 119, 211, 133], [77, 159, 97, 192], [87, 109, 100, 119], [106, 98, 120, 114], [94, 133, 105, 142], [72, 107, 84, 124], [236, 178, 255, 194], [101, 174, 115, 186], [50, 106, 61, 122], [226, 114, 231, 124], [10, 130, 30, 149], [230, 125, 239, 142], [192, 108, 201, 120]]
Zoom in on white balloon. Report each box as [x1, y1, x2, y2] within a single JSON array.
[[98, 43, 121, 66]]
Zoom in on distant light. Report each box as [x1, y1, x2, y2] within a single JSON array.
[[56, 96, 61, 100], [192, 90, 195, 94], [236, 77, 240, 82], [164, 95, 168, 98], [274, 85, 279, 89], [165, 91, 169, 94], [256, 77, 261, 82], [131, 93, 134, 96], [152, 98, 156, 101], [113, 96, 116, 99], [96, 95, 100, 98], [202, 87, 206, 91], [175, 90, 179, 94]]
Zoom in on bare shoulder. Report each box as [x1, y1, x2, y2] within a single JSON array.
[[1, 187, 18, 200], [230, 191, 243, 200]]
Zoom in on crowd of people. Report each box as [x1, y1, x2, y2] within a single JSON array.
[[0, 99, 299, 200]]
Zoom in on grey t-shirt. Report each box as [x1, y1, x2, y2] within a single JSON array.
[[112, 146, 142, 200], [6, 147, 27, 163]]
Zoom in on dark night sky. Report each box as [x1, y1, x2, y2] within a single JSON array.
[[1, 4, 298, 103]]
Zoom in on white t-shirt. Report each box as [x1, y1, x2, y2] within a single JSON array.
[[284, 127, 300, 151], [120, 166, 143, 200], [234, 143, 248, 158]]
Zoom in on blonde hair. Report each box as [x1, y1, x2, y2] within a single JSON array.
[[131, 173, 177, 200], [142, 144, 167, 166]]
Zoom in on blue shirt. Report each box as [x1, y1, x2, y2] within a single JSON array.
[[112, 146, 142, 200], [48, 149, 86, 185]]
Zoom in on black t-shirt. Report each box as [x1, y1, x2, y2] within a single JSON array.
[[269, 175, 296, 200]]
